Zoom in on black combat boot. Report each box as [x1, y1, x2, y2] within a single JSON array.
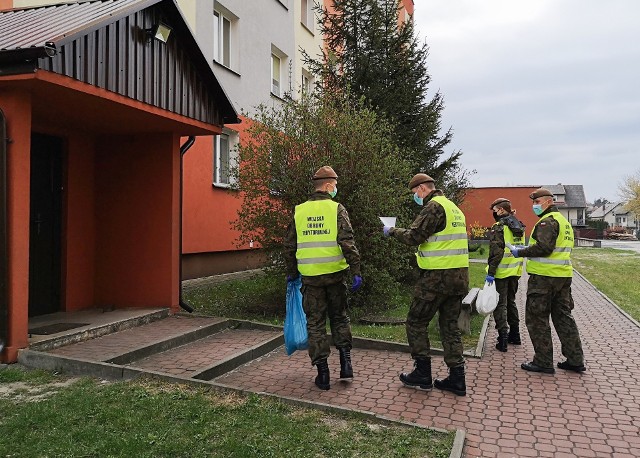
[[496, 330, 508, 352], [399, 358, 432, 390], [434, 365, 466, 396], [315, 359, 330, 390], [508, 329, 521, 345], [338, 347, 353, 381]]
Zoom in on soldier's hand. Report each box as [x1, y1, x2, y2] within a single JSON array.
[[485, 275, 495, 285], [351, 275, 363, 292]]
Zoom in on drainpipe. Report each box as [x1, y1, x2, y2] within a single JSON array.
[[178, 136, 196, 313], [0, 109, 7, 353]]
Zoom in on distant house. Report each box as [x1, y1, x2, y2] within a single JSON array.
[[614, 207, 639, 232], [589, 202, 624, 227], [542, 184, 588, 227], [591, 203, 639, 233]]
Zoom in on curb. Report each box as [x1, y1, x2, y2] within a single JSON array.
[[17, 348, 464, 457]]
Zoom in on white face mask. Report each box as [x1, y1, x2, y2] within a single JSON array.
[[329, 185, 337, 198]]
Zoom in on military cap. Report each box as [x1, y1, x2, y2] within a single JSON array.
[[312, 165, 338, 180], [408, 173, 434, 190], [489, 197, 511, 210], [529, 187, 554, 199]]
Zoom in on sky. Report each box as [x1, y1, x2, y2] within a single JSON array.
[[413, 0, 640, 202]]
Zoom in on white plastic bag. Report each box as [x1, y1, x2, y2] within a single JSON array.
[[476, 281, 499, 315]]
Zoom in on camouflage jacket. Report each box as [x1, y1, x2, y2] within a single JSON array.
[[519, 206, 562, 258], [388, 190, 469, 295], [487, 214, 525, 277], [284, 191, 361, 286]]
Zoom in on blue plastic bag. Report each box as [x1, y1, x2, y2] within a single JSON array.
[[284, 276, 308, 355]]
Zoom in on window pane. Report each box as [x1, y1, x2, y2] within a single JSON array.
[[213, 12, 220, 62], [219, 135, 230, 184], [222, 17, 231, 67], [301, 0, 308, 26], [272, 54, 280, 96]]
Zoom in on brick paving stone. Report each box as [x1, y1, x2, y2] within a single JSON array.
[[131, 328, 281, 377], [48, 316, 226, 361], [213, 273, 640, 457]]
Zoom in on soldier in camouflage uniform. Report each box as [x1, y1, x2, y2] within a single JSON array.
[[486, 198, 526, 352], [284, 166, 362, 390], [510, 187, 585, 374], [383, 174, 469, 396]]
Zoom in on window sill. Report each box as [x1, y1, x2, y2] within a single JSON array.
[[213, 60, 241, 77], [301, 22, 314, 36], [270, 91, 285, 101], [212, 182, 237, 190], [274, 0, 288, 10]]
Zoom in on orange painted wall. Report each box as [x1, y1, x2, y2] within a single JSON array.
[[1, 90, 32, 362], [182, 116, 254, 254], [63, 133, 96, 311], [0, 1, 12, 11], [94, 133, 180, 310], [460, 187, 540, 235]]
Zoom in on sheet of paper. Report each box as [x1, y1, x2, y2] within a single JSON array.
[[379, 217, 397, 227]]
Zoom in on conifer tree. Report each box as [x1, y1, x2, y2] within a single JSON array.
[[306, 0, 472, 200]]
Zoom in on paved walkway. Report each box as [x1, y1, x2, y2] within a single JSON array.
[[25, 271, 640, 457], [216, 272, 640, 458]]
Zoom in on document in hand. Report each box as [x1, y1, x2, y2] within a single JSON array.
[[379, 217, 397, 227]]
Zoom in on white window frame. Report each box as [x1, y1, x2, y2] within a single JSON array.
[[301, 69, 313, 95], [213, 7, 236, 69], [301, 0, 313, 30], [213, 129, 238, 187], [271, 53, 281, 97]]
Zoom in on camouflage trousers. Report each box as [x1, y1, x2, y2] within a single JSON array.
[[525, 274, 584, 368], [406, 290, 464, 368], [301, 282, 352, 366], [493, 276, 520, 332]]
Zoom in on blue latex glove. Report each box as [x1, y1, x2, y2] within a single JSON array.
[[485, 275, 495, 285], [383, 226, 392, 236], [351, 275, 363, 292], [510, 248, 520, 258], [286, 274, 300, 283]]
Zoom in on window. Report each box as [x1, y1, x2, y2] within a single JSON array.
[[213, 130, 238, 186], [214, 10, 231, 67], [301, 0, 312, 29], [301, 70, 312, 95], [271, 54, 281, 97]]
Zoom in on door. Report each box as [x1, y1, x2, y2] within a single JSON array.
[[28, 134, 63, 317]]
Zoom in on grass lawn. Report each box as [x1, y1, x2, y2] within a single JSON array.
[[184, 264, 488, 350], [0, 367, 454, 458], [572, 247, 640, 321]]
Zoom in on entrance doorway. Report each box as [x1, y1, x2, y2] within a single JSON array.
[[29, 133, 63, 317]]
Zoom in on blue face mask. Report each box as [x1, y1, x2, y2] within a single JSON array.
[[413, 192, 423, 206], [329, 186, 337, 199], [532, 204, 544, 216]]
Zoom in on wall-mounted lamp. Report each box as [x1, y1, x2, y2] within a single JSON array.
[[146, 22, 172, 43]]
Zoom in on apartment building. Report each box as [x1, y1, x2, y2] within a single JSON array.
[[178, 0, 325, 278]]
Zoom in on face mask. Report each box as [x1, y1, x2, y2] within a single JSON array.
[[329, 185, 337, 198], [492, 211, 502, 222], [532, 204, 544, 216], [413, 192, 423, 206]]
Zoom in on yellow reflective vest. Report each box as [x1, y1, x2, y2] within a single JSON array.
[[416, 196, 469, 270], [488, 223, 525, 278], [526, 211, 573, 278], [294, 199, 349, 276]]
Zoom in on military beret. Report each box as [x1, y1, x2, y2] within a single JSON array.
[[408, 173, 434, 190], [489, 197, 511, 210], [312, 166, 338, 180], [529, 187, 554, 199]]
